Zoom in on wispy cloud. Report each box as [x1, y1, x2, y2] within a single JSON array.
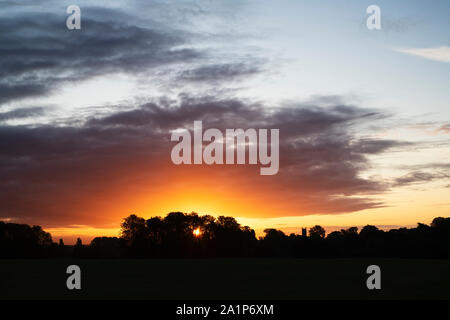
[[395, 46, 450, 63]]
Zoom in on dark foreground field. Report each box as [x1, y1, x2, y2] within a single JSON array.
[[0, 259, 449, 299]]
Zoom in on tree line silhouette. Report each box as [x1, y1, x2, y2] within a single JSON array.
[[1, 212, 450, 258]]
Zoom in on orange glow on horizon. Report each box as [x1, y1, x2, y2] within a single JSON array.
[[40, 161, 450, 245]]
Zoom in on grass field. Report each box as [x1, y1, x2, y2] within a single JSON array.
[[1, 259, 449, 299]]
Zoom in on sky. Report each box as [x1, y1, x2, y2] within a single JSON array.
[[0, 0, 449, 244]]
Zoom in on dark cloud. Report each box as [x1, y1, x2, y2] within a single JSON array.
[[0, 9, 201, 105], [393, 162, 450, 187], [394, 171, 436, 186], [179, 63, 261, 82], [0, 96, 405, 226], [350, 139, 406, 154], [0, 107, 46, 122]]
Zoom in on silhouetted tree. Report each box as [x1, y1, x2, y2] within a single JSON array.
[[121, 214, 147, 242], [431, 217, 450, 231], [259, 229, 290, 257], [0, 221, 53, 257], [120, 214, 149, 257], [73, 237, 84, 258], [90, 237, 123, 258], [31, 226, 53, 246], [309, 225, 326, 239]]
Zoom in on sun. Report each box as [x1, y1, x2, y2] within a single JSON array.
[[193, 227, 201, 237]]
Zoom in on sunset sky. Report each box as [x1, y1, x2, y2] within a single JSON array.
[[0, 0, 449, 244]]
